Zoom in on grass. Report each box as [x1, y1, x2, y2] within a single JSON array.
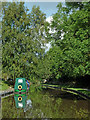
[[0, 81, 10, 91]]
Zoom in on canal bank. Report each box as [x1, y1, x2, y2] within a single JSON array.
[[42, 84, 90, 100], [0, 88, 14, 98]]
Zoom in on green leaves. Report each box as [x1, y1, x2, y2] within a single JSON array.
[[2, 1, 89, 86], [2, 2, 50, 84], [46, 1, 90, 81]]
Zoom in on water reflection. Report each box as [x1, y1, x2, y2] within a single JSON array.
[[14, 95, 27, 108], [2, 89, 89, 119], [14, 94, 32, 110], [24, 99, 32, 112]]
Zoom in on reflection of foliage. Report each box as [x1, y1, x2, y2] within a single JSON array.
[[28, 91, 89, 118], [56, 98, 62, 104], [76, 108, 88, 118], [2, 90, 89, 118], [2, 96, 25, 118]]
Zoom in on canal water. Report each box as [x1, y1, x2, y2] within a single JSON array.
[[1, 88, 89, 119]]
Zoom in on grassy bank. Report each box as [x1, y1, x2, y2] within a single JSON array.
[[0, 81, 11, 91]]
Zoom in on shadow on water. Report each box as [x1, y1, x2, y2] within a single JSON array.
[[1, 88, 90, 119], [42, 88, 86, 100]]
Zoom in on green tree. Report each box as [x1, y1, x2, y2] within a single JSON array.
[[2, 2, 49, 84], [2, 2, 29, 79], [46, 2, 90, 82], [25, 5, 49, 80]]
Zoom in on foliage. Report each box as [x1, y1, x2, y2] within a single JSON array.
[[2, 2, 49, 83], [2, 2, 90, 87], [44, 2, 90, 82], [1, 80, 10, 90]]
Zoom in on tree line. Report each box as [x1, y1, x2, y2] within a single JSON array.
[[2, 2, 90, 87]]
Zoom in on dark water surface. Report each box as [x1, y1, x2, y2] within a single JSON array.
[[2, 89, 90, 119]]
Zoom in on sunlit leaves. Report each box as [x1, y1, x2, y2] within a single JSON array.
[[2, 2, 49, 83], [47, 2, 89, 81]]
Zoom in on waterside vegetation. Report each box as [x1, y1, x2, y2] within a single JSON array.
[[1, 2, 90, 94]]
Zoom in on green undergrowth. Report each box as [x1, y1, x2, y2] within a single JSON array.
[[0, 81, 11, 91], [29, 84, 42, 93]]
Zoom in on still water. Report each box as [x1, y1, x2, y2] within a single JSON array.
[[2, 88, 89, 119]]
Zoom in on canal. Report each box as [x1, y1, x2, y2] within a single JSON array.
[[1, 88, 89, 119]]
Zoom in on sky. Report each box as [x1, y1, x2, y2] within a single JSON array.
[[24, 2, 59, 18]]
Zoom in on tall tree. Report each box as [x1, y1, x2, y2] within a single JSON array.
[[2, 2, 49, 82], [46, 2, 90, 82]]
